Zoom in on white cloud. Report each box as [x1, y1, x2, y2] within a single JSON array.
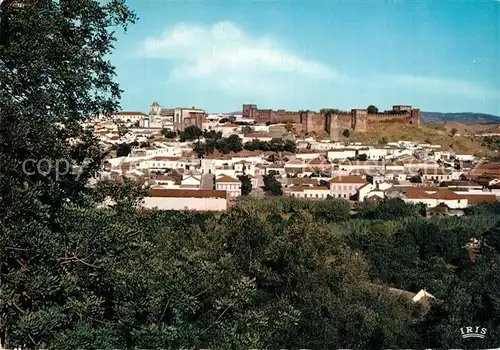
[[382, 74, 500, 100], [139, 21, 499, 110], [141, 21, 344, 99]]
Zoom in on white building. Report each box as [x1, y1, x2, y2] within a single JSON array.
[[143, 189, 227, 211], [327, 149, 357, 160], [215, 175, 242, 197]]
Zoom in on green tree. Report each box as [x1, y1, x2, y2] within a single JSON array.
[[180, 125, 203, 142], [226, 134, 243, 153], [0, 0, 137, 347], [239, 175, 252, 196], [410, 175, 422, 183], [242, 125, 253, 134], [357, 153, 368, 161], [285, 121, 293, 132], [379, 136, 388, 145], [262, 174, 283, 196], [162, 129, 177, 138], [269, 138, 285, 152], [284, 140, 297, 153], [367, 105, 379, 114], [342, 129, 350, 137], [115, 120, 129, 138], [451, 128, 458, 137], [116, 143, 132, 157]]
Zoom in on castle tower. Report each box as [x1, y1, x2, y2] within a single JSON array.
[[352, 109, 368, 132], [242, 104, 257, 119], [410, 109, 421, 128], [328, 113, 339, 136], [392, 105, 412, 113]]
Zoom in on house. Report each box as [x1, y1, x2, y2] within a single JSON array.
[[180, 174, 202, 189], [329, 176, 369, 199], [419, 168, 457, 183], [285, 185, 331, 199], [357, 183, 375, 202], [143, 189, 228, 211], [426, 203, 465, 217], [216, 175, 242, 198], [327, 149, 357, 161], [455, 154, 474, 162], [147, 156, 187, 171], [398, 188, 468, 208]]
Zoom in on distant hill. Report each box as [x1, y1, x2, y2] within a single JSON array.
[[421, 112, 500, 125]]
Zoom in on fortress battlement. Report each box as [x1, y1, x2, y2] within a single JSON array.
[[242, 104, 420, 135]]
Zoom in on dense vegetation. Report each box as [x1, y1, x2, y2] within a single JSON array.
[[2, 193, 500, 348], [2, 1, 499, 348]]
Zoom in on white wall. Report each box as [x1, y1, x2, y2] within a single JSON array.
[[143, 197, 227, 211]]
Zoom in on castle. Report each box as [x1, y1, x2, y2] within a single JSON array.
[[242, 104, 420, 135]]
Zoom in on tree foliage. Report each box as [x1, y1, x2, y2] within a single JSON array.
[[116, 143, 132, 157], [3, 1, 500, 349], [238, 175, 252, 196], [179, 126, 203, 142], [162, 129, 177, 139], [262, 174, 283, 196]]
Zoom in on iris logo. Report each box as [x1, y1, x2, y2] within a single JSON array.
[[460, 326, 487, 339]]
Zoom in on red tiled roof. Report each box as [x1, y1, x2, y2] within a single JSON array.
[[329, 176, 368, 184], [152, 156, 182, 161], [117, 111, 147, 116], [461, 195, 497, 205], [286, 186, 330, 192], [149, 189, 227, 199], [216, 175, 240, 183]]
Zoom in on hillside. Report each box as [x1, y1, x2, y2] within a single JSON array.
[[344, 122, 496, 155], [421, 112, 500, 124]]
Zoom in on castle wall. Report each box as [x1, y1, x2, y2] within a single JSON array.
[[338, 114, 353, 131], [243, 104, 421, 137]]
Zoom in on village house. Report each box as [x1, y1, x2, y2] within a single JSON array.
[[215, 175, 242, 198], [146, 157, 187, 171], [419, 168, 459, 183], [143, 189, 228, 211], [327, 149, 357, 161], [285, 185, 331, 199], [329, 175, 369, 199]]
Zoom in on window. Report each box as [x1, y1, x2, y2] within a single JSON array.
[[316, 194, 319, 198], [343, 194, 347, 198]]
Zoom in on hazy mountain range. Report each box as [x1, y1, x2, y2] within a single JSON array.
[[218, 111, 500, 125], [420, 112, 500, 124]]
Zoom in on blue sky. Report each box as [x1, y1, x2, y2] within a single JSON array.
[[112, 0, 500, 115]]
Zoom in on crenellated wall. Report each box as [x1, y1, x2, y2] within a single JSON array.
[[243, 104, 420, 136]]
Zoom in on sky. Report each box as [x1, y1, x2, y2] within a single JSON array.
[[111, 0, 500, 115]]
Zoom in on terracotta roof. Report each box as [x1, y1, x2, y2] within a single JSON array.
[[461, 195, 497, 205], [152, 156, 182, 161], [149, 189, 227, 199], [329, 176, 368, 184], [420, 168, 453, 175], [117, 111, 147, 116], [216, 175, 240, 183], [286, 186, 330, 192], [308, 158, 329, 165]]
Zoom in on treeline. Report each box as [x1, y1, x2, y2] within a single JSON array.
[[162, 126, 297, 156], [4, 182, 500, 348]]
